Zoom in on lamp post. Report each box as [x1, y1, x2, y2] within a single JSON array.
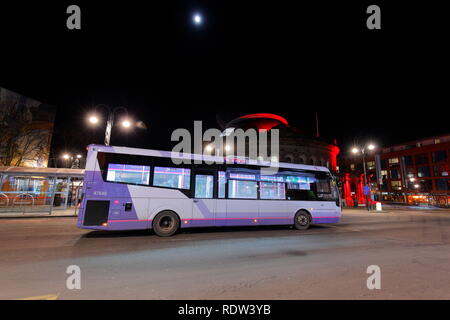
[[88, 105, 131, 146], [351, 143, 376, 211]]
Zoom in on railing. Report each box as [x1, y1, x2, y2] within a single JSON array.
[[0, 191, 79, 215], [12, 193, 35, 206], [0, 193, 9, 206]]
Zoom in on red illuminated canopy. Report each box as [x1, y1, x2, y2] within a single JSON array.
[[238, 113, 289, 126]]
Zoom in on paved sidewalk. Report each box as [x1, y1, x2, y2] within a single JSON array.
[[1, 205, 448, 219], [0, 208, 78, 219], [343, 204, 450, 214]]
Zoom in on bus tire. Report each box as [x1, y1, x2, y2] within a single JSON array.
[[152, 210, 180, 237], [294, 210, 311, 230]]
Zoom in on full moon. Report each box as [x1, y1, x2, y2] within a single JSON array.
[[193, 14, 202, 25]]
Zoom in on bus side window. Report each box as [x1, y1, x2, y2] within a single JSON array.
[[106, 163, 150, 185], [228, 180, 258, 199], [285, 174, 317, 201], [286, 183, 316, 201], [153, 167, 191, 190], [259, 182, 286, 200]]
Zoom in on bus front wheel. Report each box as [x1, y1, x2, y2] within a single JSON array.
[[152, 210, 180, 237], [294, 210, 311, 230]]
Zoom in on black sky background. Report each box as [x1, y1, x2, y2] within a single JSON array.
[[1, 1, 449, 161]]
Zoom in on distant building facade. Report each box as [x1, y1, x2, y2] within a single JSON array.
[[338, 134, 450, 207], [221, 113, 340, 171], [278, 129, 339, 171], [0, 88, 56, 167]]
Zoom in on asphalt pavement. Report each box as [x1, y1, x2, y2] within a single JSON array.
[[1, 208, 450, 299]]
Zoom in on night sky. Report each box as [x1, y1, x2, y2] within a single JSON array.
[[1, 1, 449, 161]]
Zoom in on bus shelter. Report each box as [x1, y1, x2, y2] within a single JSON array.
[[0, 166, 84, 215]]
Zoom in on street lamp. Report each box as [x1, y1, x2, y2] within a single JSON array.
[[61, 153, 83, 168], [121, 120, 131, 128], [87, 105, 135, 146], [88, 116, 99, 124], [351, 143, 376, 211]]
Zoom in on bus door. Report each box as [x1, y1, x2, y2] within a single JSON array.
[[225, 178, 259, 226], [215, 171, 227, 226], [84, 146, 98, 183], [191, 170, 217, 226], [258, 180, 288, 225], [314, 173, 340, 216]]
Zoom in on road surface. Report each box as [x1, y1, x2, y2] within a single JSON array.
[[1, 209, 450, 299]]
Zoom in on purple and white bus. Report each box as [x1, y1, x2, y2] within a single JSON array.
[[77, 145, 341, 236]]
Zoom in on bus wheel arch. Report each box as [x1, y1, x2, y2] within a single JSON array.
[[294, 209, 312, 230], [152, 210, 181, 237]]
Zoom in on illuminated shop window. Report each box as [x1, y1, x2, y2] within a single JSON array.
[[388, 158, 399, 166], [391, 181, 402, 191]]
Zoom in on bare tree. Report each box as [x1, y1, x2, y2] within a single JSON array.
[[0, 88, 52, 167]]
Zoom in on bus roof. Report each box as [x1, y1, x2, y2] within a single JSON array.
[[88, 144, 331, 173]]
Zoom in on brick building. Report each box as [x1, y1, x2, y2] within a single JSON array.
[[338, 134, 450, 207]]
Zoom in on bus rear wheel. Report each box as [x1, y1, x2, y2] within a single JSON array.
[[294, 210, 311, 230], [152, 211, 180, 237]]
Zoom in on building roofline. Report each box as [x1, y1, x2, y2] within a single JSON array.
[[382, 133, 450, 150]]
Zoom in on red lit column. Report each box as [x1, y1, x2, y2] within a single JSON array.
[[356, 174, 365, 205], [343, 173, 353, 206]]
